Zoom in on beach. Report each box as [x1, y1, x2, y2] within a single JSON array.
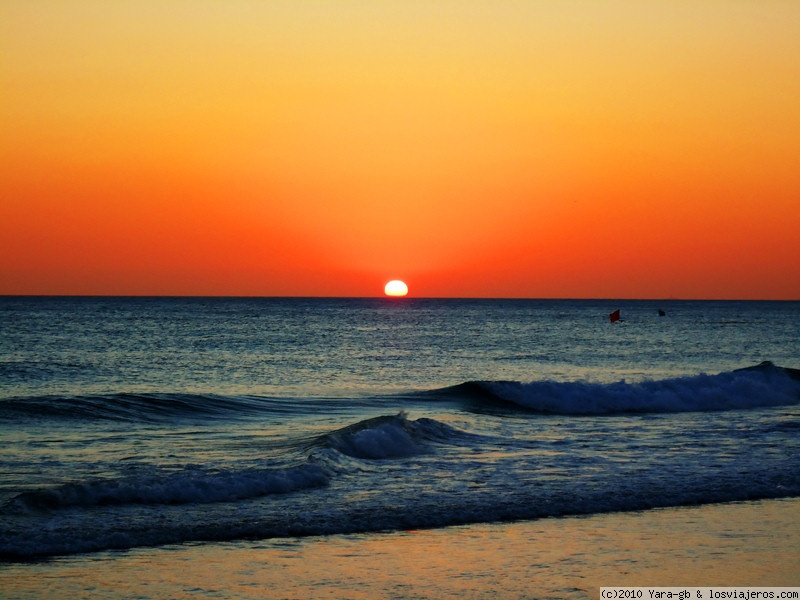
[[3, 498, 798, 599]]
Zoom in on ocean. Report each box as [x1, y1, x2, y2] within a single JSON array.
[[1, 297, 799, 595]]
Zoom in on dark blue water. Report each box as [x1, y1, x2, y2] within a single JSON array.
[[1, 297, 799, 559]]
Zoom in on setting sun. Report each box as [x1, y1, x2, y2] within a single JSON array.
[[384, 280, 409, 297], [2, 2, 799, 299]]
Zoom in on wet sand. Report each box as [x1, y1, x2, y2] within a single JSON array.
[[2, 498, 798, 599]]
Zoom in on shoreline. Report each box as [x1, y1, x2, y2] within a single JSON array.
[[2, 497, 798, 599]]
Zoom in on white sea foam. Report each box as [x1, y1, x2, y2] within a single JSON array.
[[478, 366, 800, 415]]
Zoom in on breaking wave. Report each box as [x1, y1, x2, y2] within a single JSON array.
[[2, 363, 798, 424], [440, 362, 800, 415]]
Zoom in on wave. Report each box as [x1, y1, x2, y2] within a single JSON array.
[[4, 455, 798, 560], [313, 412, 476, 460], [6, 463, 329, 513], [3, 363, 797, 423], [4, 413, 471, 515], [437, 362, 800, 415], [1, 399, 798, 560], [0, 392, 320, 423]]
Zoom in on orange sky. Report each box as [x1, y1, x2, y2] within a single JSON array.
[[2, 1, 799, 298]]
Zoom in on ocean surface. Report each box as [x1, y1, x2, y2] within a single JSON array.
[[1, 297, 799, 561]]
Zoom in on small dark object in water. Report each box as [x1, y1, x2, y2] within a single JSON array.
[[658, 309, 666, 317]]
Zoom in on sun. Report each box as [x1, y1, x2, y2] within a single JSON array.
[[384, 280, 409, 297]]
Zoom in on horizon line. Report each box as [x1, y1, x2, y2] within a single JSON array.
[[1, 294, 798, 302]]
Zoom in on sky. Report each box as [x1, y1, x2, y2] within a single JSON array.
[[2, 1, 799, 299]]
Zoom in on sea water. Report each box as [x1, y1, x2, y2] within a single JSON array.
[[1, 297, 798, 560]]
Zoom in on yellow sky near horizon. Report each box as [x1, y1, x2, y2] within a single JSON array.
[[2, 1, 799, 298]]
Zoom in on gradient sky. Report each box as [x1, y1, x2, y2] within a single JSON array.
[[3, 1, 799, 298]]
